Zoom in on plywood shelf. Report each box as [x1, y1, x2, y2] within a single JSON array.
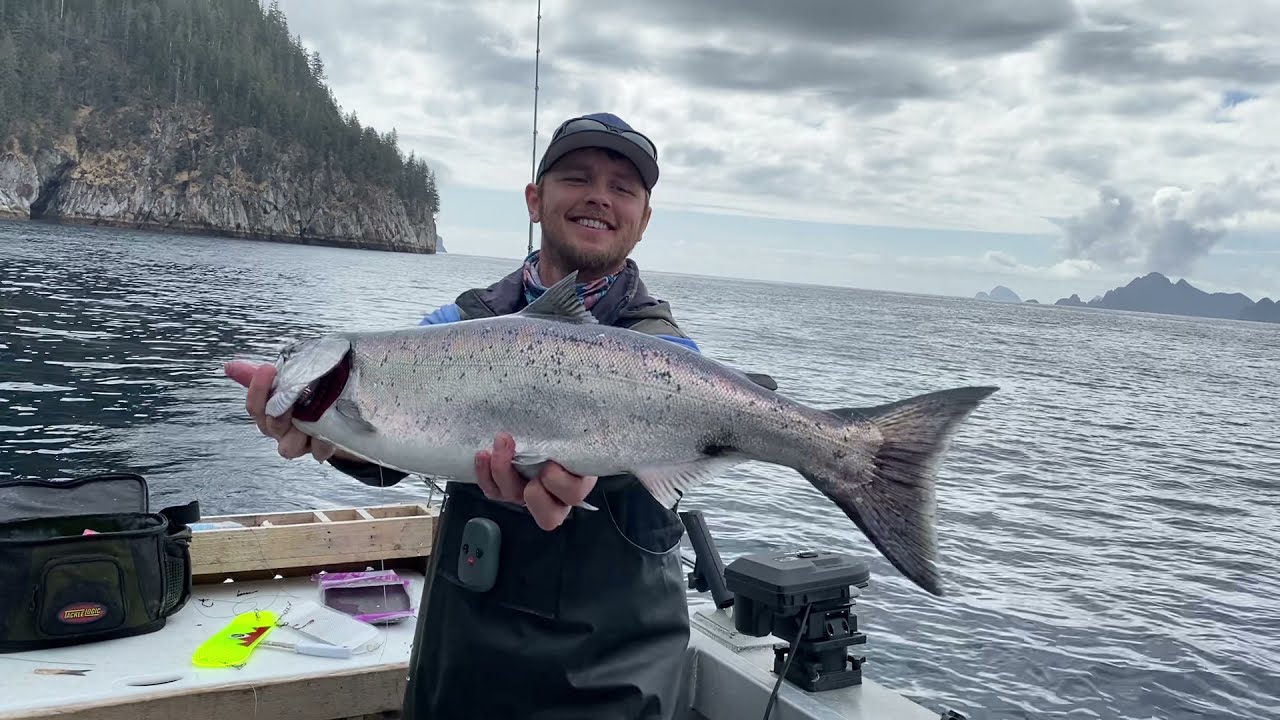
[[189, 503, 438, 584]]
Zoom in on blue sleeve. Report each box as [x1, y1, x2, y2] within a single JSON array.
[[656, 334, 700, 353], [419, 303, 462, 326]]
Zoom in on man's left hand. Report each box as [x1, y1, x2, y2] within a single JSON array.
[[475, 432, 598, 531]]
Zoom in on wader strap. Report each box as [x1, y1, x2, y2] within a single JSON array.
[[159, 500, 201, 527]]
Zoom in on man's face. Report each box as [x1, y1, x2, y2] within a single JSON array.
[[526, 147, 652, 276]]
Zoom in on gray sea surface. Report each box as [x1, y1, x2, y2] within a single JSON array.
[[1, 219, 1276, 719]]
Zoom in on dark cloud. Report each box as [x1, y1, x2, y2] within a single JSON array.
[[1055, 166, 1280, 275], [562, 0, 1080, 55], [551, 31, 653, 74], [553, 23, 952, 112], [1054, 20, 1280, 85], [675, 46, 949, 109]]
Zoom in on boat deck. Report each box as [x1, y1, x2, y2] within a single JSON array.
[[1, 572, 424, 720], [0, 501, 945, 720]]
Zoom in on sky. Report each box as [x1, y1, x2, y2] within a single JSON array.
[[272, 0, 1279, 303]]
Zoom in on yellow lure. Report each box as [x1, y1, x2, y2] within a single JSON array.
[[191, 609, 277, 668]]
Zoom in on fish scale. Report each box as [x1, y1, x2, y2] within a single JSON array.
[[266, 271, 999, 596]]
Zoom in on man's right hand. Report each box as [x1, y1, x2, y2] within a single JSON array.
[[224, 359, 341, 463]]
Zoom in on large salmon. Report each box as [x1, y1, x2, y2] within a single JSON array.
[[264, 271, 997, 595]]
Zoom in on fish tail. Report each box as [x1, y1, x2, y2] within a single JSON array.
[[798, 385, 998, 597]]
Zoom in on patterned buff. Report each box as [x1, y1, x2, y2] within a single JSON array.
[[521, 250, 618, 310]]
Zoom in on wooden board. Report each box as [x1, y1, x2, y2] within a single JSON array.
[[190, 503, 438, 584], [6, 665, 407, 720]]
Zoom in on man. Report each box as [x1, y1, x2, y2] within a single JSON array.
[[226, 113, 732, 719]]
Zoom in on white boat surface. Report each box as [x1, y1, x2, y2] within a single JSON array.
[[0, 502, 950, 720]]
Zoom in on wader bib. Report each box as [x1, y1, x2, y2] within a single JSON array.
[[403, 482, 690, 719], [328, 261, 759, 719]]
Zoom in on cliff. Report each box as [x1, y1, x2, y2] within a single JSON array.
[[1053, 272, 1278, 324], [1, 107, 437, 252], [0, 0, 439, 253]]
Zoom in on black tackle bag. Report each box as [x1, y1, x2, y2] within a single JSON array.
[[0, 472, 199, 652]]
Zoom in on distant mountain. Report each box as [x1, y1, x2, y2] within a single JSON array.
[[975, 285, 1022, 303], [1053, 272, 1278, 324], [1240, 298, 1280, 323]]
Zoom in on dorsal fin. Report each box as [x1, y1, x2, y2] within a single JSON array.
[[518, 270, 598, 324]]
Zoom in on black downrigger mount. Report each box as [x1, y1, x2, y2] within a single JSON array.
[[680, 510, 871, 693]]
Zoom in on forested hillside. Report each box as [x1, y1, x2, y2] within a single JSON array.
[[0, 0, 439, 252]]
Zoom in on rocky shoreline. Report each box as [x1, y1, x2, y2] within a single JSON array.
[[0, 106, 438, 254]]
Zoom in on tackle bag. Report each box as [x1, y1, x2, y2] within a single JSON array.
[[0, 472, 199, 652]]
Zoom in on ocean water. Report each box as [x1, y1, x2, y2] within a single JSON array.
[[1, 219, 1276, 720]]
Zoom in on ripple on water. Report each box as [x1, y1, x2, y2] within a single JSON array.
[[1, 220, 1276, 720]]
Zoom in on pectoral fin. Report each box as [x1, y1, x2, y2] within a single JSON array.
[[633, 454, 746, 509], [334, 399, 378, 434], [512, 451, 551, 480], [511, 450, 598, 511]]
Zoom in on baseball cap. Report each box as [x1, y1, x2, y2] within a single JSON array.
[[535, 113, 659, 190]]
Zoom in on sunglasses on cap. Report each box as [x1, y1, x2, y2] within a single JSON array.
[[550, 117, 658, 161]]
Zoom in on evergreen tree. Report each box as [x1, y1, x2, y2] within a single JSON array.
[[0, 0, 439, 215]]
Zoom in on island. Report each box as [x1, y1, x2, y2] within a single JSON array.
[[0, 0, 438, 253], [975, 285, 1023, 303], [1240, 298, 1280, 323], [1053, 272, 1279, 324]]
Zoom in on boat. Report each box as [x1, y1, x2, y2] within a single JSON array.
[[0, 499, 958, 719]]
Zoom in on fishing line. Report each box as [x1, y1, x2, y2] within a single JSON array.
[[0, 655, 96, 667], [190, 509, 293, 622], [191, 472, 395, 668], [376, 463, 390, 665], [762, 602, 813, 720]]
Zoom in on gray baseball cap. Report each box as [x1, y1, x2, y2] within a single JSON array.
[[536, 113, 659, 190]]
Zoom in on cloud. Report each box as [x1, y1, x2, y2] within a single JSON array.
[[670, 46, 951, 112], [561, 0, 1081, 54], [270, 0, 1280, 301], [1043, 143, 1117, 183], [1053, 15, 1280, 85], [1054, 163, 1280, 276], [1221, 89, 1260, 109], [896, 250, 1103, 281]]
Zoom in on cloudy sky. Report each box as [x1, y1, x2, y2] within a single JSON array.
[[273, 0, 1279, 303]]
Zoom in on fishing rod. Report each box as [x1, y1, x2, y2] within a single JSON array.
[[527, 0, 543, 256]]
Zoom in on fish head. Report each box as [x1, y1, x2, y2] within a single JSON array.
[[265, 336, 353, 421]]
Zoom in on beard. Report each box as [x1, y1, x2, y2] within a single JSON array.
[[539, 218, 638, 277], [542, 235, 629, 276]]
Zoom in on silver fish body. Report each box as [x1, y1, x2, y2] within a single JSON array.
[[265, 272, 998, 596]]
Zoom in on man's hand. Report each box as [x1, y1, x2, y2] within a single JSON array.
[[475, 432, 597, 531], [224, 359, 340, 463]]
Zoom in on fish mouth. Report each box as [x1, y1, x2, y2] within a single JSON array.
[[291, 354, 351, 422]]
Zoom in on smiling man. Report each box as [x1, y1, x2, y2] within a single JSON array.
[[263, 112, 711, 719], [399, 113, 703, 719]]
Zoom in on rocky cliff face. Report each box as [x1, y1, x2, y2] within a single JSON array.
[[0, 145, 43, 219], [0, 106, 437, 253]]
